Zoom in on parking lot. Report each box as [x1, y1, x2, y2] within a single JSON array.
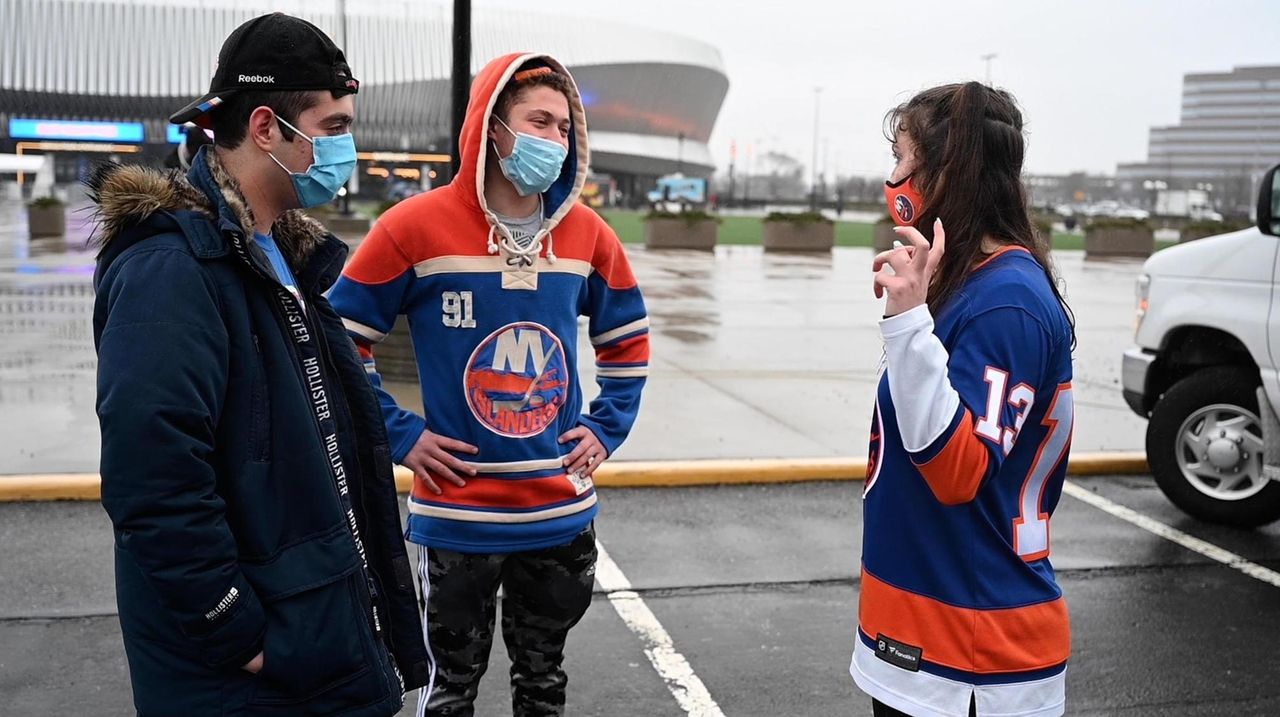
[[7, 203, 1276, 715], [4, 473, 1280, 716]]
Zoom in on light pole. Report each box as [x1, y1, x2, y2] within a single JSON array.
[[810, 87, 822, 211], [450, 0, 471, 176], [822, 138, 831, 199], [727, 140, 737, 206], [337, 0, 350, 213], [981, 53, 997, 85]]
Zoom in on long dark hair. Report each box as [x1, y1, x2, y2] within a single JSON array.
[[885, 81, 1075, 347]]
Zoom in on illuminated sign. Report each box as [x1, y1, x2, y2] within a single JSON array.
[[168, 124, 215, 144], [356, 151, 451, 163], [9, 118, 145, 143], [16, 141, 141, 153]]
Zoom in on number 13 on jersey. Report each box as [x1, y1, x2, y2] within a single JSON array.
[[976, 367, 1074, 562]]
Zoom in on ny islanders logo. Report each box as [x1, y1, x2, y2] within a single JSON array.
[[893, 193, 915, 224], [465, 322, 569, 438], [864, 403, 885, 496]]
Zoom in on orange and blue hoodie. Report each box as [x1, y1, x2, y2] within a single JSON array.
[[328, 53, 649, 553]]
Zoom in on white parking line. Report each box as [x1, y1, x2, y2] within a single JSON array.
[[594, 540, 726, 717], [1063, 481, 1280, 588]]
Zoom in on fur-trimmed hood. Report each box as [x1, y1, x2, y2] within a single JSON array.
[[86, 147, 332, 272]]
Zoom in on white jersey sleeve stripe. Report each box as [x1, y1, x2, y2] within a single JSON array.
[[591, 317, 650, 346], [342, 317, 388, 343]]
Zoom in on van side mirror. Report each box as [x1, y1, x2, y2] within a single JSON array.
[[1257, 163, 1280, 236]]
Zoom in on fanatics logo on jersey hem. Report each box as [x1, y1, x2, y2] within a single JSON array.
[[567, 472, 593, 495], [876, 633, 923, 672]]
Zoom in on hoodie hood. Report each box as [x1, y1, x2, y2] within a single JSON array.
[[453, 53, 589, 238], [86, 147, 341, 289]]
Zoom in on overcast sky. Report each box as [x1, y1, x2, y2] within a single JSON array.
[[475, 0, 1280, 180]]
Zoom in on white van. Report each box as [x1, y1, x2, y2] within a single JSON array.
[[1122, 164, 1280, 526]]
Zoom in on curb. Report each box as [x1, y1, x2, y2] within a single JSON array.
[[0, 453, 1150, 503]]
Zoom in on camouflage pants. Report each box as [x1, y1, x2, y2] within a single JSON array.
[[415, 526, 597, 717]]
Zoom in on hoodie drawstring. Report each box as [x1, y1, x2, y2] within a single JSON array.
[[487, 222, 556, 267], [544, 231, 556, 263], [486, 224, 500, 255]]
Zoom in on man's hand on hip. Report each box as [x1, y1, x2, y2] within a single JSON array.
[[404, 429, 478, 495], [560, 426, 606, 479]]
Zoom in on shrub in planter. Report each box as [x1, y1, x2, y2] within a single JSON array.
[[27, 196, 66, 238], [1031, 214, 1054, 245], [1179, 219, 1251, 243], [324, 214, 372, 236], [1084, 217, 1154, 259], [304, 203, 338, 223], [762, 211, 834, 252], [643, 210, 718, 251]]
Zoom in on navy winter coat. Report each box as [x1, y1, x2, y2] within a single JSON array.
[[90, 148, 429, 716]]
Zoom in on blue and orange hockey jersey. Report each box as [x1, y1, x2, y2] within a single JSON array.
[[328, 53, 648, 553], [851, 248, 1074, 717]]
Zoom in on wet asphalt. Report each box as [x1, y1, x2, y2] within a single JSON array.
[[3, 476, 1280, 715]]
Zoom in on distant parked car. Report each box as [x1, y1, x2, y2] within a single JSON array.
[[1114, 206, 1151, 221]]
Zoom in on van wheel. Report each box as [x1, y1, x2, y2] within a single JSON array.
[[1146, 367, 1280, 527]]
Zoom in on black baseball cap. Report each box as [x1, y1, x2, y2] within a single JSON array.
[[169, 13, 359, 128]]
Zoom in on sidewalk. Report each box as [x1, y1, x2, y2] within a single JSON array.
[[391, 244, 1148, 461], [0, 196, 1149, 475]]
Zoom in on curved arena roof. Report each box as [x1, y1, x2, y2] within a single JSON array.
[[0, 0, 728, 174]]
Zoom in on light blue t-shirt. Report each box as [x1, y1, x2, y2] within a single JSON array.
[[253, 232, 304, 308]]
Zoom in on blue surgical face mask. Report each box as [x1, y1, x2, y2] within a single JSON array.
[[494, 117, 569, 197], [268, 115, 357, 209]]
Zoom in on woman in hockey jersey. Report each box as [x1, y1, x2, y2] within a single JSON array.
[[851, 82, 1076, 717]]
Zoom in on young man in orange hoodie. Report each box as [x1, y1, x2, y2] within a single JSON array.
[[329, 54, 650, 716]]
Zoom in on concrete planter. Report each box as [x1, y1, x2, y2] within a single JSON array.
[[643, 217, 717, 251], [308, 212, 372, 244], [372, 317, 420, 385], [1085, 226, 1154, 259], [873, 222, 896, 253], [325, 214, 372, 236], [27, 205, 66, 238], [762, 219, 834, 252]]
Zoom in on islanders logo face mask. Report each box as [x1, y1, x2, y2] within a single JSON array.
[[884, 175, 924, 226], [464, 322, 569, 438]]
